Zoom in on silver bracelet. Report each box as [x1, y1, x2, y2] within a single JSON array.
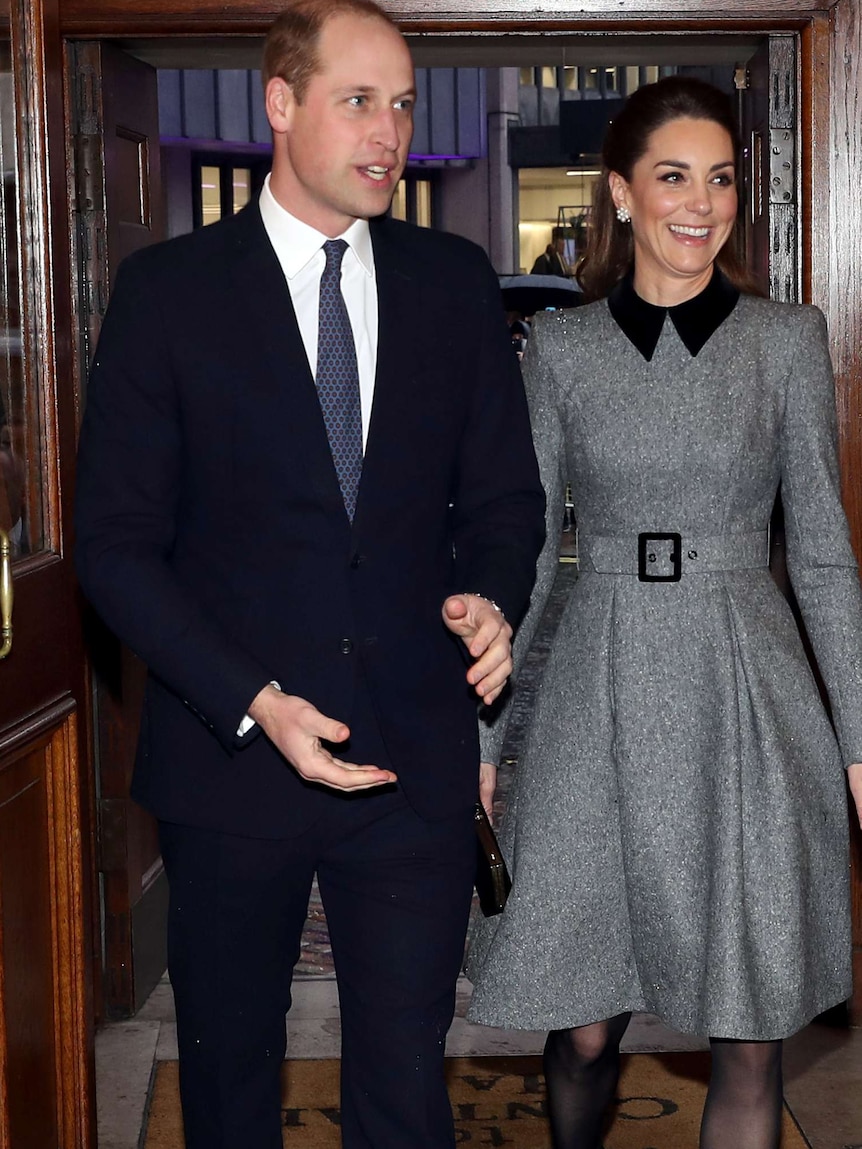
[[463, 593, 504, 615]]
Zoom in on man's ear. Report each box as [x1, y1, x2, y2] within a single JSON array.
[[265, 76, 295, 135]]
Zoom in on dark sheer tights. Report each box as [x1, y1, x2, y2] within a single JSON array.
[[542, 1012, 631, 1148], [543, 1020, 782, 1149], [700, 1038, 783, 1149]]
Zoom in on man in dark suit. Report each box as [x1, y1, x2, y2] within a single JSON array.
[[74, 2, 544, 1146], [531, 229, 571, 278]]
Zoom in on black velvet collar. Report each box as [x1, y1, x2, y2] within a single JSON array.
[[607, 267, 740, 361]]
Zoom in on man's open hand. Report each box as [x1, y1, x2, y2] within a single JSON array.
[[247, 686, 397, 791]]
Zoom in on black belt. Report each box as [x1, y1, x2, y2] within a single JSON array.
[[577, 530, 769, 582]]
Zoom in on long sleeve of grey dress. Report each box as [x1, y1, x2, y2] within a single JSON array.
[[468, 287, 862, 1041]]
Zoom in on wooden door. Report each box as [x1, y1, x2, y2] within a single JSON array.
[[70, 39, 167, 1019], [0, 0, 95, 1145]]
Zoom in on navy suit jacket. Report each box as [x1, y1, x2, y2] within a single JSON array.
[[75, 202, 545, 837]]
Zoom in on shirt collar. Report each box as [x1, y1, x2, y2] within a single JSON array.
[[607, 266, 739, 361], [259, 173, 374, 280]]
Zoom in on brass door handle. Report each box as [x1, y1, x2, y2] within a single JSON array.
[[0, 528, 12, 659]]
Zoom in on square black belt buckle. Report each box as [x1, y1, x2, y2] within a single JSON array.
[[637, 532, 682, 582]]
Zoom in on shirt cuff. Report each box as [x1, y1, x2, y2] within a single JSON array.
[[236, 680, 282, 738]]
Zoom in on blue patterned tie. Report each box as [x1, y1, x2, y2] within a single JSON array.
[[316, 239, 363, 521]]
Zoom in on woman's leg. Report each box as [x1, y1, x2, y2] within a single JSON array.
[[543, 1012, 631, 1148], [700, 1038, 783, 1149]]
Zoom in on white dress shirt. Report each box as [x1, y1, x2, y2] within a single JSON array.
[[258, 173, 378, 448]]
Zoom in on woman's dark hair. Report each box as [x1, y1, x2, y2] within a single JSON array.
[[576, 75, 763, 301]]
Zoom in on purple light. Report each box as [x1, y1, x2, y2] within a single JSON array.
[[407, 153, 479, 162], [159, 136, 273, 153]]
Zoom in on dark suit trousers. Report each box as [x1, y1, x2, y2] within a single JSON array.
[[158, 717, 476, 1149]]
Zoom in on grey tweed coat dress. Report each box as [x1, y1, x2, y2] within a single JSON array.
[[466, 274, 862, 1041]]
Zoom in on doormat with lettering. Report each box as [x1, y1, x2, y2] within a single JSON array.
[[144, 1054, 808, 1147]]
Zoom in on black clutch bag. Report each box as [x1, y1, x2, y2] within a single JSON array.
[[474, 802, 512, 916]]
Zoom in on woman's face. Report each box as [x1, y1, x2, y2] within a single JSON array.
[[609, 115, 738, 305]]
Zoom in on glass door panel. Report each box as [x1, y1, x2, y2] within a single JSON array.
[[0, 10, 42, 558]]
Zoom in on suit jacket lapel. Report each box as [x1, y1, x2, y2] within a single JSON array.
[[228, 203, 350, 527], [351, 218, 418, 533]]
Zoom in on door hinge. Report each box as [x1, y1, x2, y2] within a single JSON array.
[[769, 128, 794, 204], [74, 57, 102, 136], [74, 132, 104, 214], [73, 132, 108, 322]]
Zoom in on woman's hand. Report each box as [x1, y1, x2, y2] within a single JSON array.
[[442, 594, 513, 705], [479, 760, 497, 818], [847, 762, 862, 829]]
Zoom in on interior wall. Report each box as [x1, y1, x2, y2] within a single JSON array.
[[433, 67, 519, 271], [436, 164, 491, 250], [161, 145, 194, 238]]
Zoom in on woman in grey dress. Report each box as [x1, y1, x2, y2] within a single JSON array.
[[467, 76, 862, 1149]]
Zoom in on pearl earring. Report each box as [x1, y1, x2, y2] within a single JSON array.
[[616, 205, 631, 224]]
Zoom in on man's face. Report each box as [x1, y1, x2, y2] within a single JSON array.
[[267, 12, 415, 235]]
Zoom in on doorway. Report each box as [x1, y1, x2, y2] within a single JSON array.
[[68, 22, 798, 1021], [67, 17, 804, 1139]]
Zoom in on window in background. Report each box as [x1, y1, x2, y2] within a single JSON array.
[[562, 66, 580, 91], [518, 167, 599, 273], [390, 176, 434, 228], [200, 164, 221, 225], [415, 180, 432, 229], [232, 168, 251, 214], [194, 156, 270, 228], [390, 180, 408, 222]]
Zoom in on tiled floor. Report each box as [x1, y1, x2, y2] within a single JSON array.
[[96, 971, 862, 1149]]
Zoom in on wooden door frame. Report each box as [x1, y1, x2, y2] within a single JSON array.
[[3, 0, 97, 1143], [54, 0, 862, 1013]]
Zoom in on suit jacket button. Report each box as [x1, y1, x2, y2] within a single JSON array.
[[340, 638, 353, 655]]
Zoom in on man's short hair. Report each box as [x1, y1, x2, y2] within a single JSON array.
[[262, 0, 399, 104]]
